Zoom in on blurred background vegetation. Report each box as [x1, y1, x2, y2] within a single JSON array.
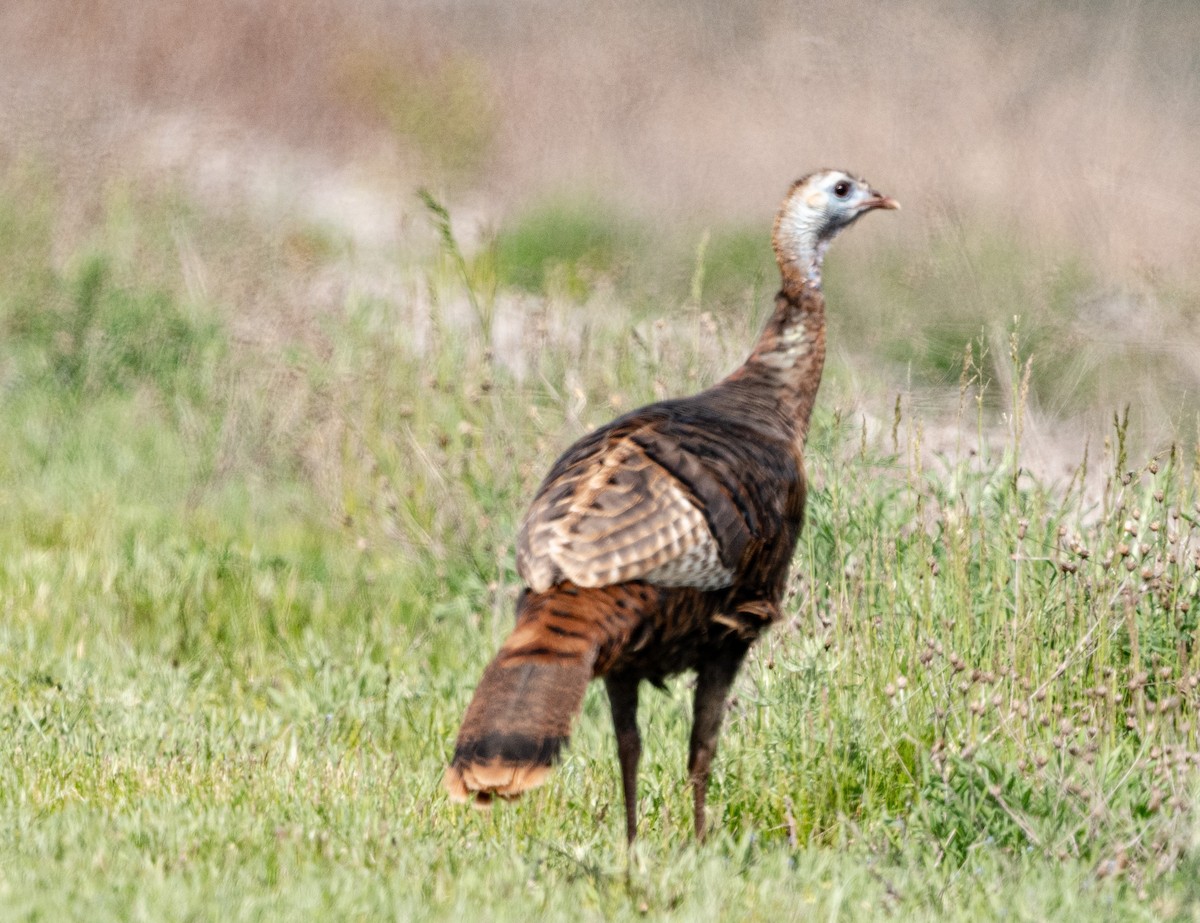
[[1, 0, 1196, 460]]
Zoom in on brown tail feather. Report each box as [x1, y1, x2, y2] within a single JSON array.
[[445, 585, 642, 805]]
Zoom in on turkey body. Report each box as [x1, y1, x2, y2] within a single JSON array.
[[526, 383, 807, 678], [444, 170, 897, 841]]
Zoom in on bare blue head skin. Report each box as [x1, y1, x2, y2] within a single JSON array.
[[773, 170, 900, 287]]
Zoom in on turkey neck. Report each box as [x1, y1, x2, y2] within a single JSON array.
[[722, 269, 826, 448]]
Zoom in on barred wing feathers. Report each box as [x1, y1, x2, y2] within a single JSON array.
[[516, 407, 764, 594]]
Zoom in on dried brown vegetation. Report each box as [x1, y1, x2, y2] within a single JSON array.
[[4, 0, 1198, 272]]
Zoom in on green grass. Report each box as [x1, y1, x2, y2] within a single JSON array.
[[487, 196, 649, 301], [3, 169, 1200, 921]]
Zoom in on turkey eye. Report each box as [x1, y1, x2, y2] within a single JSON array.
[[833, 180, 852, 198]]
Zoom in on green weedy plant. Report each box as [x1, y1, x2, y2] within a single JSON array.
[[767, 329, 1200, 883], [419, 188, 495, 348]]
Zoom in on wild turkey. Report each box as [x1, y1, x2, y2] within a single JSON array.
[[445, 170, 898, 841]]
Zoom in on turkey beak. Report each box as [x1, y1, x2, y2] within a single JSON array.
[[861, 190, 900, 211]]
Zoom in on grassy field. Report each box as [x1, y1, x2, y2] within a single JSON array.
[[2, 160, 1200, 922], [6, 1, 1200, 917]]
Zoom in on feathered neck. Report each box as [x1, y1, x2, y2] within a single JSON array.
[[772, 197, 831, 288], [722, 267, 827, 447]]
